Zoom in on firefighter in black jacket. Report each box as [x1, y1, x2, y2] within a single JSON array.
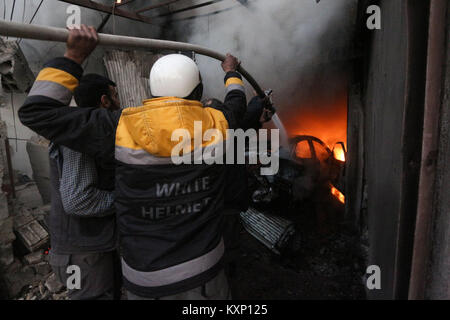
[[19, 25, 246, 300]]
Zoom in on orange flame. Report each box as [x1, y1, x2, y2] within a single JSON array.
[[282, 93, 348, 156], [333, 148, 346, 162], [330, 184, 345, 204]]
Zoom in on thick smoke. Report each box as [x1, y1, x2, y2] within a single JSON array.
[[1, 0, 165, 74], [171, 0, 356, 147], [172, 0, 357, 103]]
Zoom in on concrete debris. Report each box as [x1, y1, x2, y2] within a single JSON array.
[[44, 273, 64, 294], [14, 209, 49, 253], [34, 262, 52, 277], [11, 268, 68, 300], [14, 210, 34, 227], [0, 216, 15, 244], [15, 219, 49, 253], [0, 173, 54, 299], [3, 265, 36, 297], [5, 258, 22, 272], [31, 205, 50, 229], [0, 242, 14, 267], [15, 182, 44, 209], [15, 201, 50, 226], [0, 244, 67, 300], [24, 250, 44, 265], [0, 114, 53, 299], [0, 37, 35, 93], [52, 291, 68, 300]]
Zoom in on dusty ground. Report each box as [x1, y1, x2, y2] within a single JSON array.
[[1, 181, 366, 300], [230, 200, 367, 300]]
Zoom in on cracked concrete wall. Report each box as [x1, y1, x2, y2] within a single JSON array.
[[0, 0, 164, 177], [0, 37, 38, 177], [0, 38, 35, 92], [0, 38, 40, 177]]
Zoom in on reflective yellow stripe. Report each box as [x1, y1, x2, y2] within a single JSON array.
[[225, 77, 244, 87], [36, 67, 79, 92], [115, 100, 229, 157], [122, 239, 224, 287]]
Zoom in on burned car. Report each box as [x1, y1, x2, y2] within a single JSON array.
[[241, 135, 346, 253], [247, 135, 346, 209]]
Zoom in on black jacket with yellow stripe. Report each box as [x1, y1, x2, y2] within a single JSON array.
[[19, 57, 247, 298]]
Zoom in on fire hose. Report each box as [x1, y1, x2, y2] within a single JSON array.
[[0, 19, 275, 112]]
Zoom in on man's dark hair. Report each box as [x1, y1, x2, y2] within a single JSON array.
[[74, 74, 116, 108]]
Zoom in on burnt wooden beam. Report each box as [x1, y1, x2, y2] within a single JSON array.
[[58, 0, 154, 25], [136, 0, 182, 14], [116, 0, 135, 7], [157, 0, 225, 18], [97, 0, 135, 31]]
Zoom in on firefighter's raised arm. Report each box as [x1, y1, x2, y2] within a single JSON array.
[[217, 54, 247, 129], [18, 25, 120, 161]]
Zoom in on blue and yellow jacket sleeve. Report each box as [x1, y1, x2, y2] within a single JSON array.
[[18, 57, 120, 162], [217, 71, 247, 129]]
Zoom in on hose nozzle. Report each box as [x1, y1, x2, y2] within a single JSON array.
[[263, 89, 276, 114]]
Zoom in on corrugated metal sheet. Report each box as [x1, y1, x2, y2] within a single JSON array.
[[103, 50, 160, 108], [240, 207, 296, 255]]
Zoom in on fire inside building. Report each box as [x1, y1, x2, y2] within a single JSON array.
[[0, 0, 449, 303]]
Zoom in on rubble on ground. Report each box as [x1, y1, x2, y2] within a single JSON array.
[[0, 168, 67, 300], [0, 123, 65, 300], [14, 205, 49, 252], [5, 257, 69, 300]]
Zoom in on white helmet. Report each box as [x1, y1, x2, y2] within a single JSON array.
[[149, 54, 201, 98]]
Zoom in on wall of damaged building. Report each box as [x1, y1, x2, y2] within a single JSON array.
[[357, 0, 450, 299], [0, 0, 167, 298], [358, 0, 409, 299], [0, 0, 164, 177], [425, 2, 450, 299]]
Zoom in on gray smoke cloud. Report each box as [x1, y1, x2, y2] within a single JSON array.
[[1, 0, 165, 74], [171, 0, 357, 108]]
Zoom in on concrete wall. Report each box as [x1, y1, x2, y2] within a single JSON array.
[[0, 93, 34, 177], [426, 2, 450, 299], [0, 0, 164, 177], [361, 0, 430, 299], [362, 0, 407, 299], [360, 0, 450, 299]]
